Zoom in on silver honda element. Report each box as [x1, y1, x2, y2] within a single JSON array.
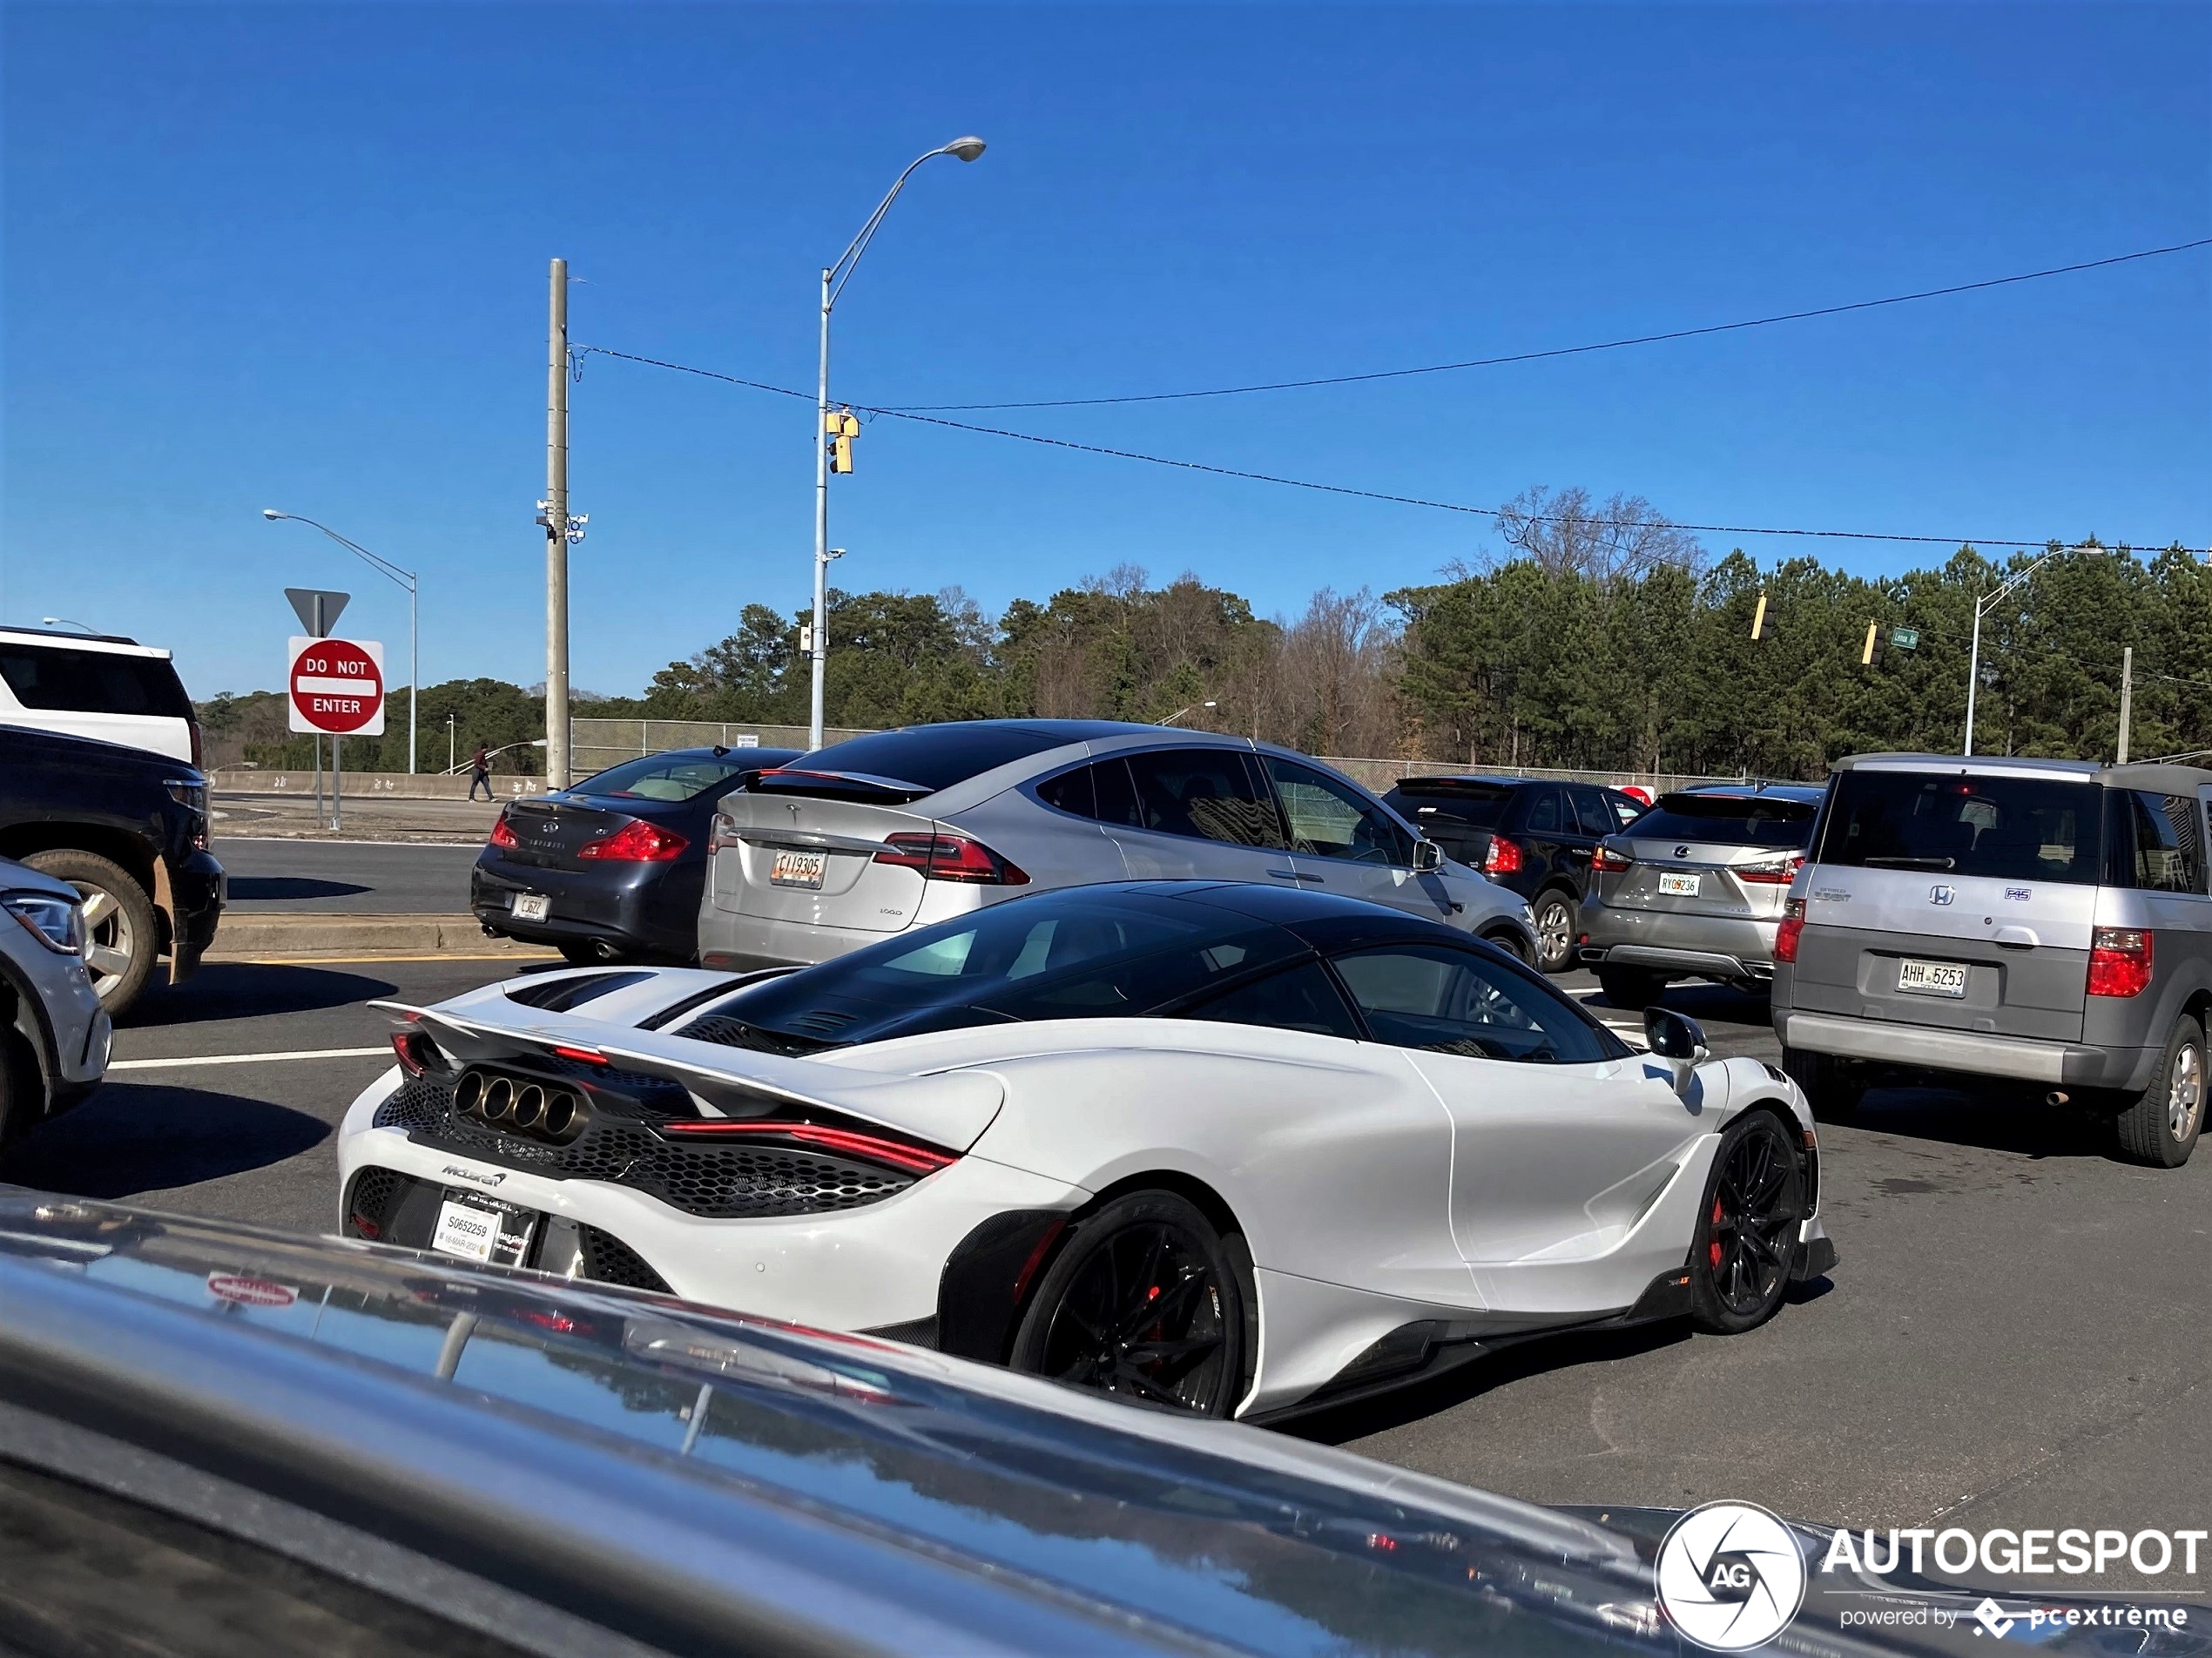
[[694, 720, 1537, 972], [1772, 754, 2212, 1167]]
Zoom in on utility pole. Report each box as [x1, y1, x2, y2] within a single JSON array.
[[2118, 645, 2134, 764], [543, 257, 572, 791]]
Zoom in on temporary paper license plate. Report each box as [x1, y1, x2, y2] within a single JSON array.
[[432, 1199, 502, 1262], [1658, 872, 1702, 896], [511, 893, 550, 922], [1897, 959, 1969, 999], [771, 849, 828, 890]]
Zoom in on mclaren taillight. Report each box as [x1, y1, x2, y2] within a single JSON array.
[[658, 1119, 957, 1176], [577, 819, 689, 861], [2087, 927, 2153, 998], [1775, 898, 1805, 965], [874, 832, 1029, 886], [1737, 853, 1804, 886], [390, 1029, 442, 1076], [1592, 845, 1633, 873], [1481, 836, 1524, 876], [489, 810, 521, 850]]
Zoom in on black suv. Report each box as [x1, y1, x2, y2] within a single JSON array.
[[1381, 777, 1648, 972], [0, 724, 225, 1014]]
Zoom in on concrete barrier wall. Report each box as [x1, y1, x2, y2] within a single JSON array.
[[212, 769, 541, 799]]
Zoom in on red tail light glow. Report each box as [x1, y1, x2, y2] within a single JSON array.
[[1737, 853, 1804, 886], [577, 819, 689, 861], [1775, 898, 1805, 964], [390, 1030, 441, 1076], [874, 832, 1029, 886], [658, 1118, 957, 1176], [1481, 836, 1524, 876], [489, 810, 520, 850], [1592, 846, 1633, 873], [2087, 927, 2153, 998], [551, 1044, 610, 1066]]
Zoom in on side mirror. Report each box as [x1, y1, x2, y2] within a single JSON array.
[[1413, 839, 1443, 873], [1644, 1005, 1710, 1099]]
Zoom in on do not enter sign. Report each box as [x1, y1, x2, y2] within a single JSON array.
[[287, 636, 386, 735]]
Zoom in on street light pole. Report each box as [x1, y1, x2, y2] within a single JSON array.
[[1963, 543, 2103, 757], [261, 510, 420, 773], [810, 136, 986, 751]]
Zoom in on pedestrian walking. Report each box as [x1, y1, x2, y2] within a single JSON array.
[[469, 744, 494, 801]]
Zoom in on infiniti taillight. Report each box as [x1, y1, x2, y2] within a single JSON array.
[[874, 832, 1029, 886], [1775, 898, 1805, 964], [1481, 836, 1524, 876], [577, 819, 689, 861], [1592, 845, 1633, 873], [2087, 927, 2153, 997], [489, 810, 520, 850], [1738, 853, 1804, 885]]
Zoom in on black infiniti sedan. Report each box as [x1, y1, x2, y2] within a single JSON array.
[[473, 746, 801, 964]]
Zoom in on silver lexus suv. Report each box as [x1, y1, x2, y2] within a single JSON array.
[[695, 721, 1537, 972], [1772, 754, 2212, 1167]]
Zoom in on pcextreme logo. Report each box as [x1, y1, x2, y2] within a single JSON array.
[[1656, 1501, 1810, 1651]]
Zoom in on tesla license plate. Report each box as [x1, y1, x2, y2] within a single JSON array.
[[1897, 959, 1969, 998], [770, 849, 828, 890], [511, 893, 550, 922], [1658, 872, 1702, 896]]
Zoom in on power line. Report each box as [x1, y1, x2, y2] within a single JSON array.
[[570, 343, 2202, 556], [870, 237, 2212, 412]]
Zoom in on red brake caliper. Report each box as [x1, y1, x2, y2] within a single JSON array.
[[1709, 1197, 1725, 1270]]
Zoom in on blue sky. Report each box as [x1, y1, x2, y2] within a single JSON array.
[[4, 1, 2206, 699]]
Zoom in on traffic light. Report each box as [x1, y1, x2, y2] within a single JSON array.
[[826, 408, 860, 475]]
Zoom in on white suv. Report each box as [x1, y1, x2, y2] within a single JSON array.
[[0, 627, 200, 765]]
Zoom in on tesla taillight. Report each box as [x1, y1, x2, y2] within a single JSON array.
[[874, 832, 1029, 886], [489, 811, 521, 850], [1775, 898, 1805, 964], [578, 819, 689, 861], [1738, 853, 1804, 885], [2087, 927, 2153, 997], [1592, 845, 1632, 873], [658, 1118, 957, 1176], [1481, 837, 1524, 876]]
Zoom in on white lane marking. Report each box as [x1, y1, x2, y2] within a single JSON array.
[[110, 1046, 391, 1071]]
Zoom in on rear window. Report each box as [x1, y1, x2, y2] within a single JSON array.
[[1631, 792, 1817, 849], [0, 644, 190, 718], [755, 725, 1075, 800], [1815, 772, 2102, 885], [574, 754, 753, 802], [1386, 784, 1514, 832]]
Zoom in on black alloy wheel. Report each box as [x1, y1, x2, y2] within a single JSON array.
[[1009, 1191, 1251, 1418], [1688, 1112, 1804, 1335], [1533, 890, 1578, 974]]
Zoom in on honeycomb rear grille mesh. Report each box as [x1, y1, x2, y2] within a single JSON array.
[[372, 1075, 915, 1219], [580, 1224, 671, 1292], [347, 1167, 407, 1237], [671, 1014, 818, 1055]]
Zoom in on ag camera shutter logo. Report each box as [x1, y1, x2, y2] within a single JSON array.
[[1656, 1501, 1808, 1651]]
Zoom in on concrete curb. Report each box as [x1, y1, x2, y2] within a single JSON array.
[[206, 913, 557, 961]]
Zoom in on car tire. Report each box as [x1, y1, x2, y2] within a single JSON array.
[[1596, 966, 1663, 1009], [1687, 1110, 1803, 1336], [24, 849, 157, 1016], [1782, 1046, 1864, 1121], [2113, 1015, 2204, 1169], [1531, 888, 1579, 974], [1008, 1190, 1254, 1419], [1481, 927, 1534, 967]]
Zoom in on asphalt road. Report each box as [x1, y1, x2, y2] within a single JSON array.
[[3, 956, 2203, 1580], [214, 835, 480, 913]]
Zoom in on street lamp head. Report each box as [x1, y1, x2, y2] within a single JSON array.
[[261, 509, 285, 521], [943, 136, 987, 162]]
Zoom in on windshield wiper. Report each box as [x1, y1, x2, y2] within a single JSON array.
[[1863, 855, 1956, 870]]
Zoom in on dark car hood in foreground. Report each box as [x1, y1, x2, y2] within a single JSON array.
[[0, 1193, 2195, 1658]]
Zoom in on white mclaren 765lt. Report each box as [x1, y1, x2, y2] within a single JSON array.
[[340, 880, 1836, 1421]]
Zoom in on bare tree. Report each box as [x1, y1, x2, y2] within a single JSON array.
[[1491, 485, 1705, 583], [1269, 588, 1399, 758]]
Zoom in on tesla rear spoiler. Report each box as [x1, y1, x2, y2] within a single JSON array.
[[368, 1000, 1005, 1152]]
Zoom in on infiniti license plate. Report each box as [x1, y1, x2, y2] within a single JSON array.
[[1658, 872, 1701, 896], [432, 1195, 537, 1266], [770, 849, 828, 890], [1897, 958, 1969, 999], [511, 893, 550, 922]]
